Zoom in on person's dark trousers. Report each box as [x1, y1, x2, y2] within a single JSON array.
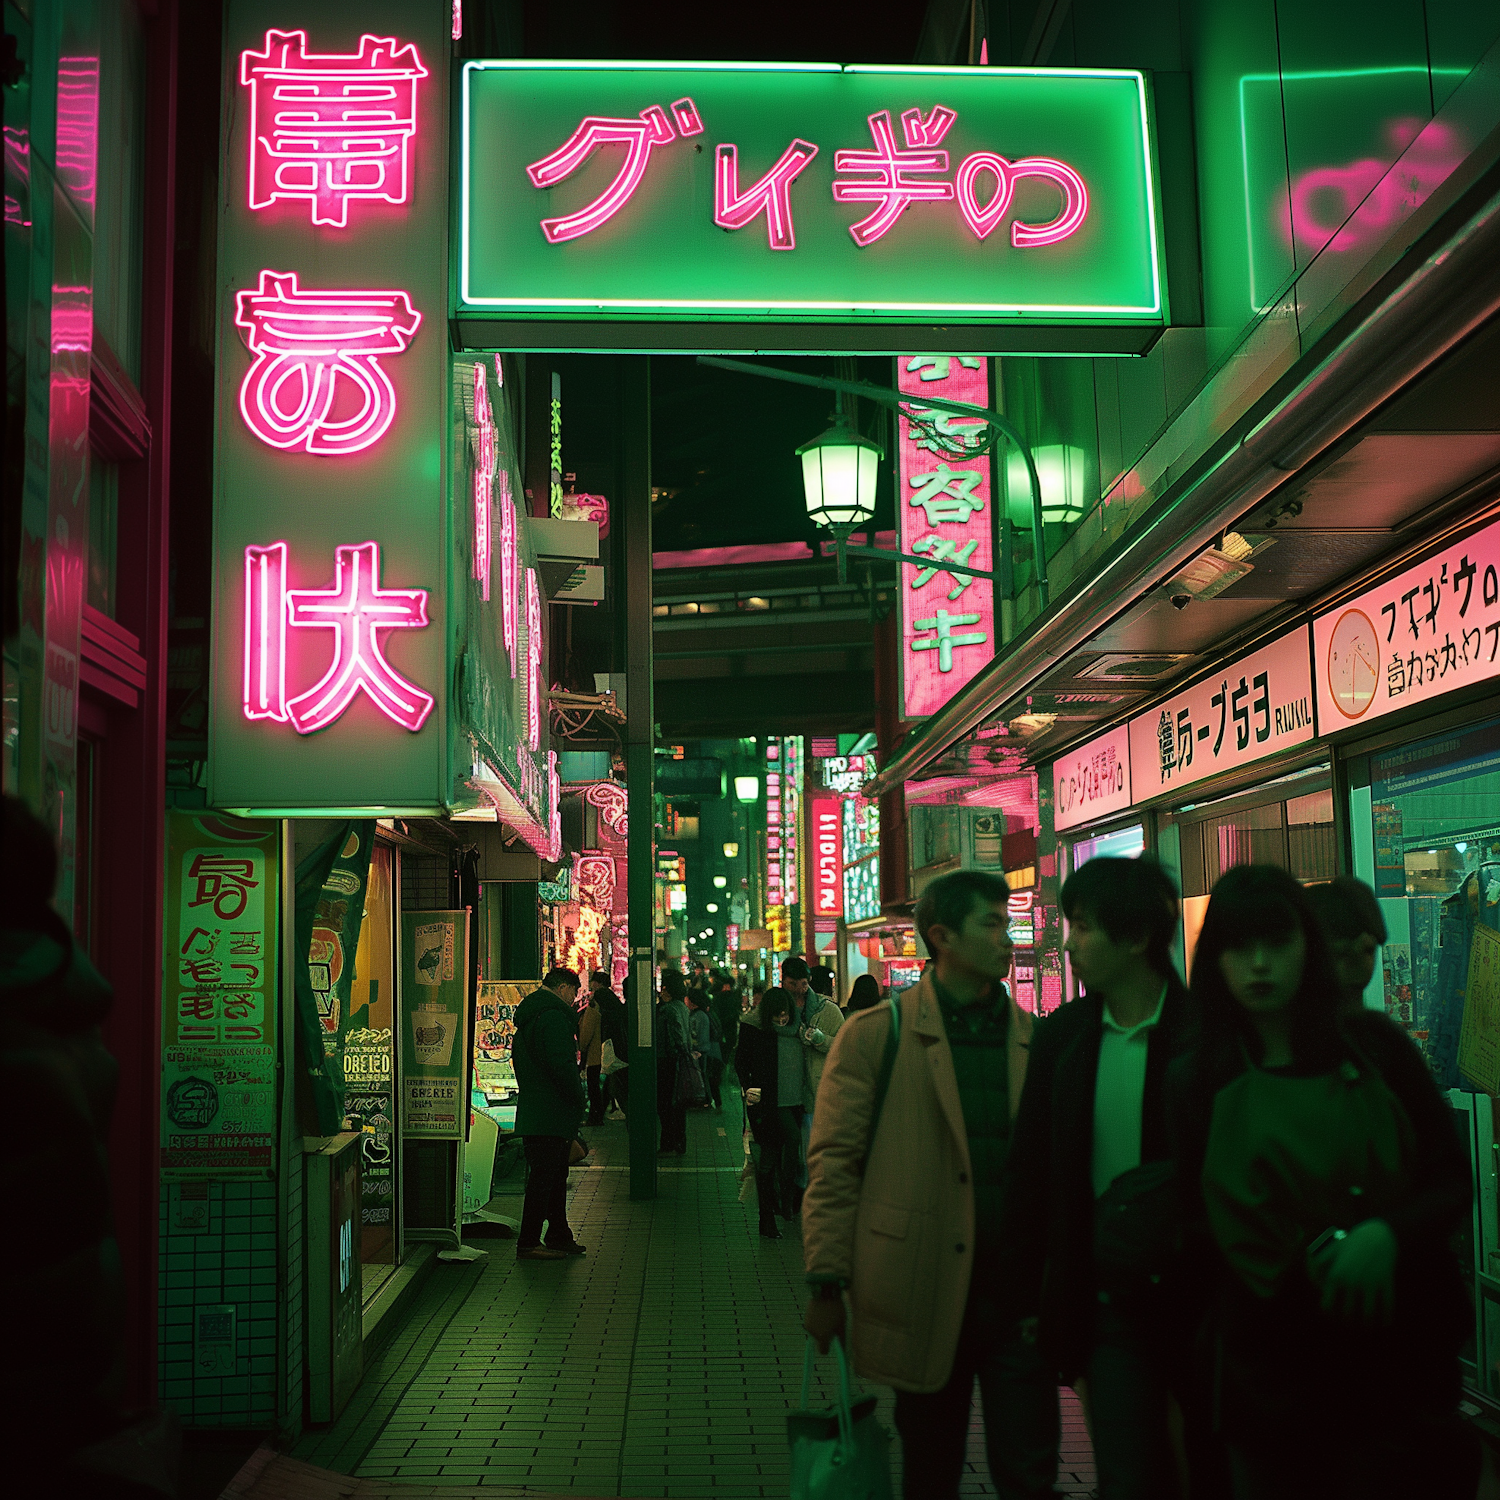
[[657, 1055, 687, 1151], [893, 1298, 1059, 1500], [608, 1067, 629, 1115], [585, 1064, 604, 1125], [1085, 1298, 1175, 1500], [518, 1135, 574, 1249], [706, 1056, 724, 1108], [775, 1106, 803, 1217]]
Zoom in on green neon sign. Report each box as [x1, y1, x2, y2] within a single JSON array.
[[459, 63, 1164, 351]]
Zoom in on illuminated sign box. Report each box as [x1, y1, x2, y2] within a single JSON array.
[[458, 63, 1165, 354]]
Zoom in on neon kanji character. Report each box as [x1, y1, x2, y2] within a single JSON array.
[[235, 270, 422, 456], [180, 957, 224, 985], [239, 30, 428, 228], [526, 97, 702, 244], [187, 855, 259, 921], [906, 355, 982, 382], [832, 106, 956, 246], [282, 541, 434, 735], [1156, 710, 1175, 783], [910, 534, 978, 599], [714, 139, 818, 250], [910, 609, 986, 672], [954, 152, 1088, 245], [908, 464, 985, 526]]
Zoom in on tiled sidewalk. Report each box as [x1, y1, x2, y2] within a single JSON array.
[[293, 1105, 1096, 1497]]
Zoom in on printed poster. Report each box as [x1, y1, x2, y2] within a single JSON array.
[[343, 1026, 395, 1227], [400, 911, 469, 1139], [162, 812, 279, 1177], [1459, 924, 1500, 1095]]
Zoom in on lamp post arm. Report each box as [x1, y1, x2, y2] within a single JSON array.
[[841, 543, 996, 583], [696, 355, 1050, 608]]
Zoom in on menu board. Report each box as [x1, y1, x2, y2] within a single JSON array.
[[399, 911, 470, 1140]]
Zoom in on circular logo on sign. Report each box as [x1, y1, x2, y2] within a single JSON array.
[[166, 1075, 220, 1131], [1326, 608, 1380, 719]]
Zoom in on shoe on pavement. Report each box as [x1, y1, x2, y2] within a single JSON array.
[[516, 1245, 568, 1261], [548, 1241, 587, 1256]]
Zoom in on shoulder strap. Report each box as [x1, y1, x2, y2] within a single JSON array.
[[864, 994, 901, 1167]]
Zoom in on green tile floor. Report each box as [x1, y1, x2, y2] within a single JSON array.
[[294, 1104, 1096, 1497]]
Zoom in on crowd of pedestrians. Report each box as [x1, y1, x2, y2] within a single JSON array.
[[503, 855, 1482, 1498]]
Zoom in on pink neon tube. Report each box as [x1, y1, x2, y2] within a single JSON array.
[[526, 106, 675, 244], [243, 542, 289, 721], [714, 139, 818, 250], [1008, 157, 1088, 246]]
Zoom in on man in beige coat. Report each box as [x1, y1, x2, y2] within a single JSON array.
[[802, 870, 1058, 1500]]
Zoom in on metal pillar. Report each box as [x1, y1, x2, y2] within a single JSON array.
[[622, 358, 657, 1200]]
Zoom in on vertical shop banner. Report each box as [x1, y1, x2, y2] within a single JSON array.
[[898, 355, 996, 720], [1127, 627, 1315, 798], [1053, 723, 1131, 832], [809, 792, 843, 921], [162, 813, 280, 1178], [1313, 516, 1500, 732], [401, 911, 470, 1138], [342, 1026, 393, 1226], [208, 1, 452, 814], [1459, 925, 1500, 1095]]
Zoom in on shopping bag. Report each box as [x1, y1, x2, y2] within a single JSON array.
[[787, 1337, 892, 1500], [601, 1039, 628, 1075], [674, 1054, 708, 1107]]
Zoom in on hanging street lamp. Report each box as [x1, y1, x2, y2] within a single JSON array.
[[699, 355, 1050, 607]]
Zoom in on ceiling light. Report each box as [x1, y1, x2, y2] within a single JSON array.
[[706, 903, 719, 913], [798, 420, 882, 531], [713, 875, 727, 888], [723, 842, 739, 858], [734, 776, 759, 803]]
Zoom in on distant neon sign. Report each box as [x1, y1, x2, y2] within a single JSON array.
[[584, 779, 628, 837], [242, 540, 433, 734], [239, 30, 427, 228], [525, 566, 542, 750], [234, 270, 421, 455], [500, 484, 518, 675]]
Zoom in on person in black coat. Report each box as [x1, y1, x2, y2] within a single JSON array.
[[590, 969, 628, 1116], [998, 854, 1220, 1500], [1167, 865, 1476, 1500], [735, 986, 805, 1240]]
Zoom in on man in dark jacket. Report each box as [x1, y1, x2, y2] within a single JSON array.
[[999, 855, 1212, 1500], [655, 968, 692, 1154], [512, 966, 586, 1260], [590, 969, 629, 1116]]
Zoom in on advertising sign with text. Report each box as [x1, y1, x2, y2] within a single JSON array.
[[1313, 516, 1500, 733], [1127, 628, 1316, 800], [161, 812, 280, 1178], [898, 355, 996, 719], [809, 792, 843, 921], [400, 911, 470, 1139], [1053, 723, 1131, 832], [460, 64, 1162, 351]]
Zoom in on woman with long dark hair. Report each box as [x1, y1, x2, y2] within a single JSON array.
[[1170, 865, 1475, 1499], [734, 986, 808, 1240], [845, 973, 881, 1013]]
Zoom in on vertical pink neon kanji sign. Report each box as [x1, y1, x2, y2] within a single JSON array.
[[240, 30, 427, 228], [898, 356, 996, 719]]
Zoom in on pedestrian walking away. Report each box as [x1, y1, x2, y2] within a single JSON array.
[[736, 986, 810, 1240], [687, 985, 724, 1109], [578, 983, 605, 1127], [802, 869, 1058, 1500], [656, 968, 692, 1154], [512, 966, 588, 1261]]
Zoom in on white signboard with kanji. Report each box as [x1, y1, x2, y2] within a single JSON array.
[[1313, 516, 1500, 732], [1127, 628, 1316, 799], [1053, 723, 1132, 832]]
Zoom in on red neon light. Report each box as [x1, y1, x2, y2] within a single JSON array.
[[584, 780, 628, 838], [239, 30, 427, 228], [501, 483, 518, 676], [234, 270, 421, 455], [714, 139, 818, 251], [670, 97, 704, 137], [525, 567, 542, 750], [955, 152, 1088, 246], [832, 108, 956, 247], [241, 541, 434, 734], [472, 364, 495, 600], [1007, 157, 1088, 247], [244, 542, 289, 721], [527, 106, 675, 243]]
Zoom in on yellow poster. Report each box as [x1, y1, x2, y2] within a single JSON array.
[[1459, 924, 1500, 1095]]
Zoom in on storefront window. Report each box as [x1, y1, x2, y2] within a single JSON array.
[[1365, 719, 1500, 1093], [346, 841, 397, 1298]]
